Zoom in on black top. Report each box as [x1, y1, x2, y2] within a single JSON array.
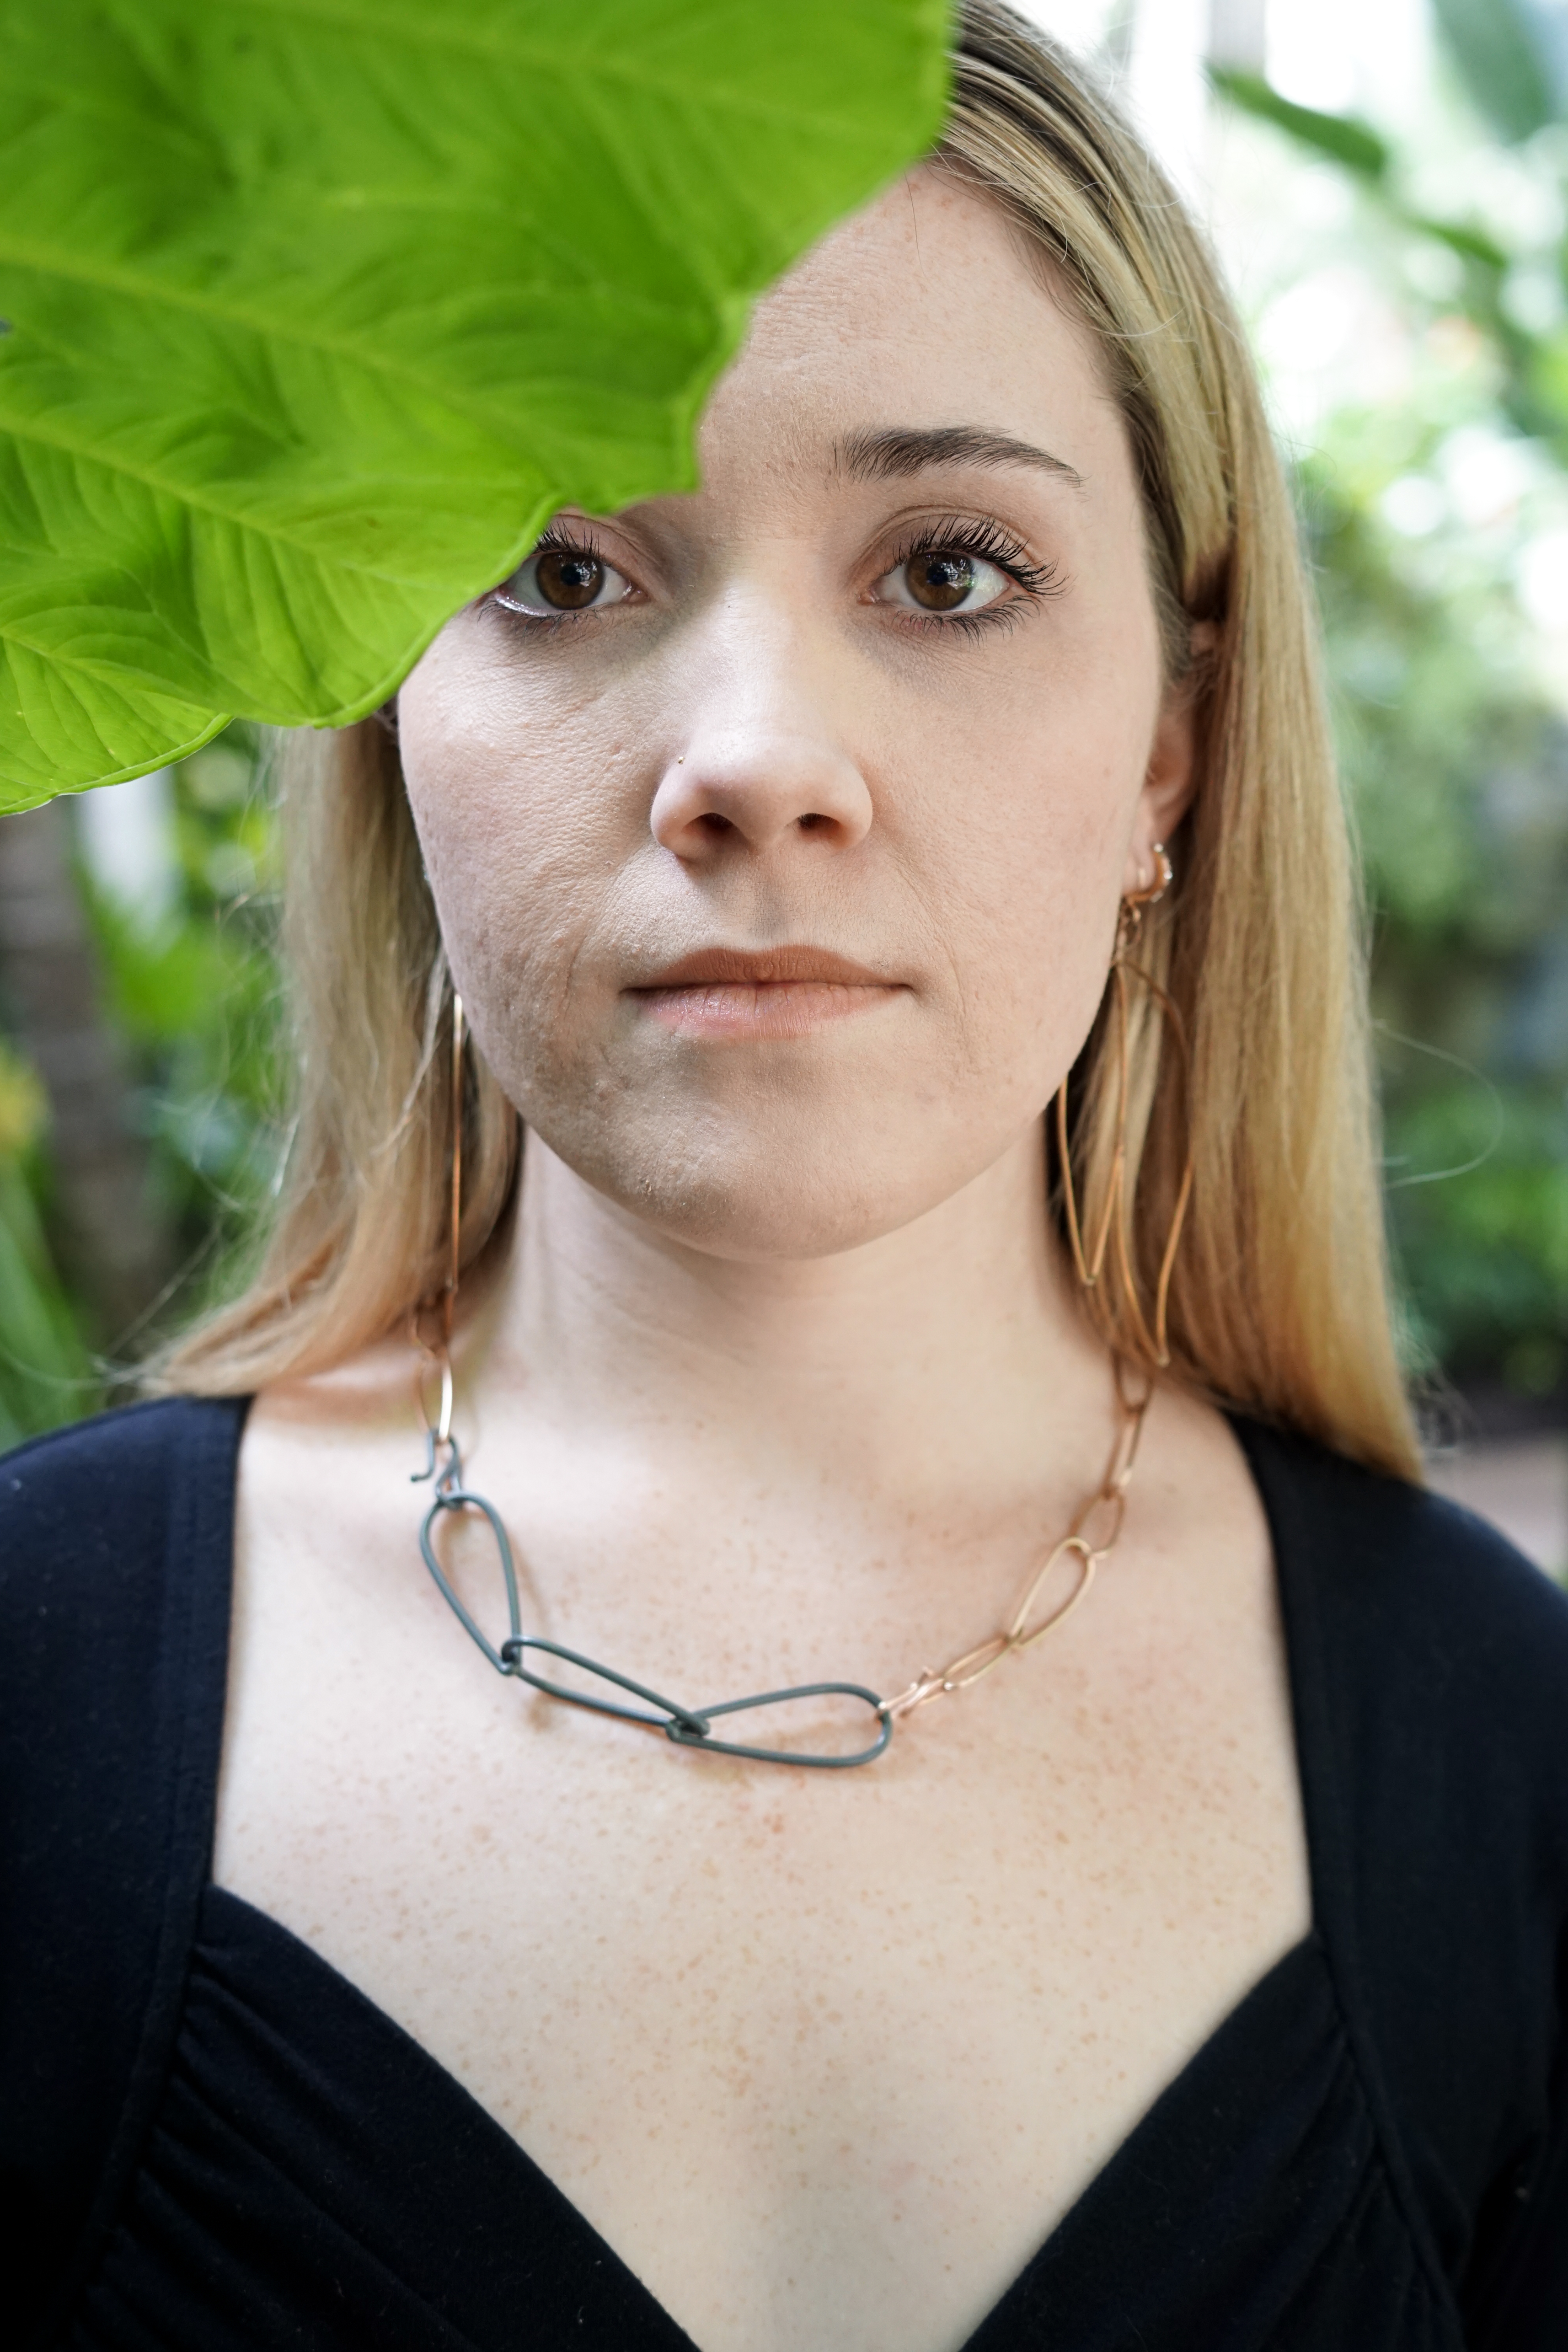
[[2, 1398, 1567, 2351]]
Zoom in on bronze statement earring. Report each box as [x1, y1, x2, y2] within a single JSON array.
[[1054, 844, 1195, 1371], [408, 989, 468, 1457]]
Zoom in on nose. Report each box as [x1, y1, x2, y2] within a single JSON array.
[[648, 621, 873, 863]]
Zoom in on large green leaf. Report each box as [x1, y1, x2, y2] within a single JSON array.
[[0, 0, 949, 809]]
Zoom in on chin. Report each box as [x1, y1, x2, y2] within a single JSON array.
[[642, 1189, 922, 1264], [537, 1100, 942, 1262]]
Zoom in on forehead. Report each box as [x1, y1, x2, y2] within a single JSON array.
[[695, 167, 1127, 496]]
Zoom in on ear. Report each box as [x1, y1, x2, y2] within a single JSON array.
[[1121, 622, 1216, 897]]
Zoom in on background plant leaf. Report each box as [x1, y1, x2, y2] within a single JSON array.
[[0, 0, 949, 810], [1431, 0, 1557, 147], [1207, 68, 1392, 182]]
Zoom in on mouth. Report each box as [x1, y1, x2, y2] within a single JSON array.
[[626, 946, 906, 1040]]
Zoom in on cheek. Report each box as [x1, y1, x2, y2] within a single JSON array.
[[888, 656, 1151, 1080], [396, 629, 647, 1070], [391, 585, 1162, 1260]]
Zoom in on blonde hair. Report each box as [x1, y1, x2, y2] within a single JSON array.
[[158, 0, 1422, 1481]]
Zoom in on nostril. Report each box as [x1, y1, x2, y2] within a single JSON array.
[[698, 811, 736, 840], [798, 812, 829, 832]]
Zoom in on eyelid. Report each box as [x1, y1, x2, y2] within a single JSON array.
[[491, 519, 645, 620], [868, 511, 1063, 605], [487, 509, 1061, 629], [537, 516, 664, 584]]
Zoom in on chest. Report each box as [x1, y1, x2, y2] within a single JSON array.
[[215, 1442, 1310, 2352]]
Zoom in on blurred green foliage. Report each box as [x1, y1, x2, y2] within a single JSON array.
[[87, 729, 283, 1255], [0, 726, 282, 1437], [2, 3, 1566, 1435], [0, 1036, 94, 1446], [1430, 0, 1564, 150], [1219, 0, 1568, 1409], [1306, 444, 1568, 1390]]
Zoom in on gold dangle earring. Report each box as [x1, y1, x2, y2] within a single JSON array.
[[443, 990, 466, 1346], [411, 990, 467, 1468], [1054, 845, 1195, 1372]]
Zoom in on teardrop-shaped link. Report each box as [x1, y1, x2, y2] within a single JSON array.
[[1009, 1536, 1097, 1649], [411, 1345, 1150, 1767], [669, 1684, 893, 1768], [417, 1473, 521, 1676], [500, 1635, 712, 1740]]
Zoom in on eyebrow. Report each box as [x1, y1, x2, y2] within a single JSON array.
[[835, 424, 1084, 489]]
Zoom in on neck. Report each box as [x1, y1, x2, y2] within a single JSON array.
[[476, 1123, 1116, 1511]]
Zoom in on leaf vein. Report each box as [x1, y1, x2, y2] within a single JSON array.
[[203, 0, 904, 140], [0, 230, 658, 456], [0, 406, 486, 589]]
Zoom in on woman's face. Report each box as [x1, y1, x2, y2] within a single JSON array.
[[398, 169, 1197, 1260]]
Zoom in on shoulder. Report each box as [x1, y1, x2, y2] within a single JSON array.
[[1234, 1414, 1568, 2291], [0, 1388, 243, 1524], [1235, 1411, 1568, 1941], [0, 1393, 251, 1884], [0, 1394, 251, 2320], [0, 1394, 250, 1830], [1, 1394, 248, 1671], [1, 1388, 247, 1566], [1233, 1413, 1568, 1789], [0, 1388, 249, 1811], [0, 1396, 249, 2340]]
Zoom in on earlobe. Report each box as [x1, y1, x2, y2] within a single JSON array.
[[1124, 622, 1214, 896]]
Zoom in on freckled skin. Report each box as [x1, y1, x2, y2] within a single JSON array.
[[395, 178, 1169, 1261], [219, 171, 1310, 2352]]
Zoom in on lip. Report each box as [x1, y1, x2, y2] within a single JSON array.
[[626, 945, 905, 1040]]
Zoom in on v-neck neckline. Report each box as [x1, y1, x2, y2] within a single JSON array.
[[201, 1404, 1358, 2351], [198, 1883, 1330, 2352]]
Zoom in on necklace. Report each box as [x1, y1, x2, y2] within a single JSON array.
[[411, 1345, 1151, 1769]]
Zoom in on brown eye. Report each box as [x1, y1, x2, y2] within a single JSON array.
[[874, 543, 1011, 620], [535, 550, 604, 609], [493, 539, 634, 619], [905, 550, 974, 611]]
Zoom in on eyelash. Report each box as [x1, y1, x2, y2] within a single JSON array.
[[878, 515, 1063, 637], [488, 514, 1064, 637], [488, 521, 618, 630]]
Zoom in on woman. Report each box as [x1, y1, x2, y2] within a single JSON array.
[[5, 7, 1565, 2347]]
